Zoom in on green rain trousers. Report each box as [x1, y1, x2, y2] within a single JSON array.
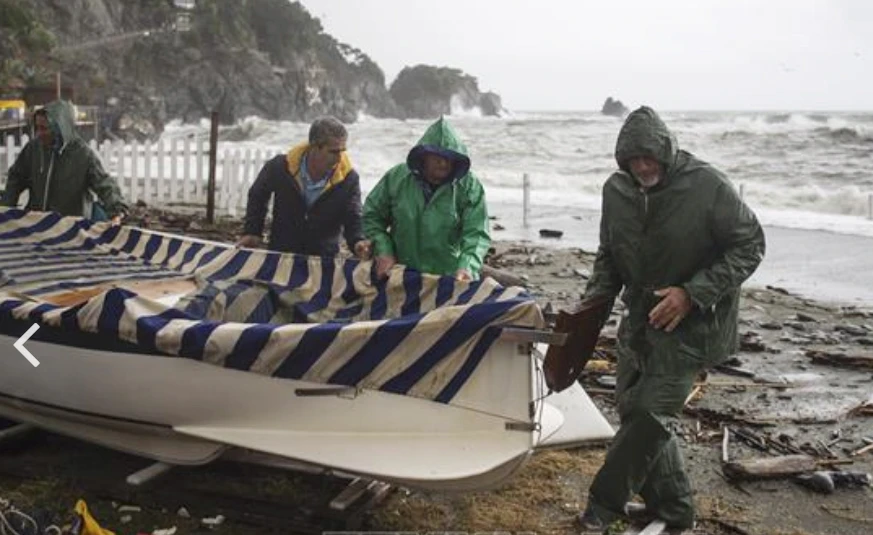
[[587, 341, 700, 529]]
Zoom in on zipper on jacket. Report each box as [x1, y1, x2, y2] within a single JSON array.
[[639, 187, 649, 232], [42, 152, 55, 211]]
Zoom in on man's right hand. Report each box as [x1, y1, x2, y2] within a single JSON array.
[[236, 235, 263, 249], [354, 239, 373, 259], [375, 255, 396, 279]]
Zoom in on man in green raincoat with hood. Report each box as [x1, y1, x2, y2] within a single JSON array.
[[2, 100, 127, 221], [362, 117, 490, 280], [579, 107, 765, 533]]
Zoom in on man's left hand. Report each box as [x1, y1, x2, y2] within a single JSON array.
[[454, 269, 472, 282], [649, 286, 692, 332], [354, 239, 372, 259], [110, 213, 125, 226]]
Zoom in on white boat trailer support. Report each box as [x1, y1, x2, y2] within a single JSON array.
[[126, 461, 174, 486], [0, 422, 35, 442], [118, 446, 395, 522]]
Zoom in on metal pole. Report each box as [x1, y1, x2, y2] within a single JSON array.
[[868, 193, 872, 221], [739, 183, 744, 201], [523, 173, 530, 228], [55, 72, 61, 100], [206, 110, 218, 224]]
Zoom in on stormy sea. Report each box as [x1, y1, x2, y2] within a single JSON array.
[[163, 109, 873, 304]]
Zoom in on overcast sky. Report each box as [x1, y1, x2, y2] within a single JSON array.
[[303, 0, 871, 111]]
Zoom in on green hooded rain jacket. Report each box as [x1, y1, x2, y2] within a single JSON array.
[[363, 117, 490, 278], [3, 100, 127, 218], [585, 106, 765, 368]]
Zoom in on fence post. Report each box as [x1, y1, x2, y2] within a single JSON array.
[[206, 110, 218, 224], [522, 173, 530, 228]]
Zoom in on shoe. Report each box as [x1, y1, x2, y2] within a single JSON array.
[[624, 501, 653, 521], [663, 521, 697, 534], [576, 506, 606, 532]]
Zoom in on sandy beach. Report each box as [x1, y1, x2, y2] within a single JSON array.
[[0, 208, 871, 535]]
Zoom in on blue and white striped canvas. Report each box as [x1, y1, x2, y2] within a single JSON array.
[[0, 209, 544, 402]]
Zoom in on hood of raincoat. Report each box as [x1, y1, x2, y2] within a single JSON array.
[[406, 117, 471, 182], [37, 100, 79, 153], [614, 106, 679, 175]]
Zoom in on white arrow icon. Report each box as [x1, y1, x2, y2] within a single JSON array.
[[13, 323, 41, 367]]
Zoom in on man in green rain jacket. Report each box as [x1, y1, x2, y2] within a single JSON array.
[[579, 107, 765, 533], [362, 117, 490, 280], [2, 100, 127, 221]]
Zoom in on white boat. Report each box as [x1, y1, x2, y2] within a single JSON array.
[[0, 208, 613, 492]]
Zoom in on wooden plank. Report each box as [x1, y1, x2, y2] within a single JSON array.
[[115, 140, 129, 199], [499, 327, 567, 345], [195, 136, 204, 201], [481, 264, 527, 287], [638, 520, 668, 535], [126, 461, 173, 486], [143, 141, 153, 203], [157, 139, 166, 202], [170, 138, 179, 203], [851, 443, 873, 457], [130, 140, 140, 202], [723, 454, 817, 480], [0, 423, 35, 443], [183, 137, 192, 203], [39, 277, 197, 306], [329, 477, 376, 511]]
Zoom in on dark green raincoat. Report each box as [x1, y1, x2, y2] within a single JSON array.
[[584, 107, 765, 529], [363, 117, 490, 277], [3, 100, 127, 218]]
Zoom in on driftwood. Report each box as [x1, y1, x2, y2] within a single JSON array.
[[851, 443, 873, 457], [481, 265, 528, 287], [723, 454, 818, 481], [683, 406, 776, 428], [806, 350, 873, 370]]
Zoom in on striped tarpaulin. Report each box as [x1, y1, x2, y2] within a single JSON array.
[[0, 209, 543, 402]]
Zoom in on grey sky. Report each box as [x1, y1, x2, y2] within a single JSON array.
[[304, 0, 872, 111]]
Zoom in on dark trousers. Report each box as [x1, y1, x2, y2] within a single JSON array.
[[587, 346, 700, 529]]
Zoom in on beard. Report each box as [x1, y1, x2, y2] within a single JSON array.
[[633, 172, 661, 188]]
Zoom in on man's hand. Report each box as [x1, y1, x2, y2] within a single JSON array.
[[354, 239, 372, 259], [454, 269, 472, 282], [110, 212, 125, 226], [649, 286, 693, 332], [236, 234, 263, 249], [375, 255, 396, 279]]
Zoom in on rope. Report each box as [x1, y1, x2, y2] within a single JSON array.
[[0, 497, 62, 535]]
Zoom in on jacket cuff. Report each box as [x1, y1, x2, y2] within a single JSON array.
[[681, 282, 717, 311], [373, 236, 395, 258]]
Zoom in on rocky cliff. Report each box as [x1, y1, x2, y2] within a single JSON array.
[[601, 97, 629, 117], [390, 65, 504, 119], [0, 0, 504, 140]]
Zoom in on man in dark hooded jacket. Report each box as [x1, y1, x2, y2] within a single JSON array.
[[2, 100, 128, 221], [578, 106, 765, 533], [361, 117, 490, 280]]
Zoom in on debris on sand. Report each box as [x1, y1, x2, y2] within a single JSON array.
[[805, 350, 873, 370]]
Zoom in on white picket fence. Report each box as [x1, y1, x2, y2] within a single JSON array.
[[0, 135, 266, 216]]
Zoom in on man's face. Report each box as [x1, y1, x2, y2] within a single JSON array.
[[311, 136, 346, 170], [629, 156, 662, 188], [34, 113, 53, 147], [422, 153, 452, 184]]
